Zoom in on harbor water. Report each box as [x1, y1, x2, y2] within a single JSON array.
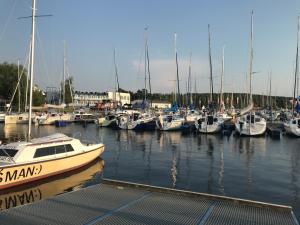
[[0, 123, 299, 219]]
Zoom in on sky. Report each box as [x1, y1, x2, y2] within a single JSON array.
[[0, 0, 299, 97]]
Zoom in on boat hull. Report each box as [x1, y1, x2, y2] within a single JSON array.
[[284, 123, 300, 137], [0, 146, 104, 190], [5, 114, 30, 124], [235, 121, 266, 136]]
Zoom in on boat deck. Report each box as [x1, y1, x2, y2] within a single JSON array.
[[0, 178, 298, 225]]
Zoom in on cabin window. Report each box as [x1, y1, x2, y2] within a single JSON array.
[[34, 144, 74, 158], [34, 146, 55, 158], [55, 145, 66, 154], [65, 144, 74, 152], [0, 149, 18, 157]]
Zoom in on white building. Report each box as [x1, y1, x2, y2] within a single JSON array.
[[151, 101, 171, 109], [73, 91, 130, 107], [107, 92, 131, 105]]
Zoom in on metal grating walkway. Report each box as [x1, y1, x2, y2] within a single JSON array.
[[0, 179, 298, 225]]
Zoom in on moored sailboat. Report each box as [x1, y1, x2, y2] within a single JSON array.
[[0, 0, 104, 190], [284, 16, 300, 137], [234, 11, 266, 136], [195, 25, 223, 134]]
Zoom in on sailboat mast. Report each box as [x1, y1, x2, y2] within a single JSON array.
[[145, 28, 152, 107], [174, 33, 180, 106], [62, 40, 66, 104], [220, 46, 225, 111], [18, 59, 21, 113], [113, 48, 120, 103], [293, 16, 300, 117], [249, 11, 254, 104], [28, 0, 36, 140], [269, 71, 272, 108], [188, 53, 192, 105], [25, 41, 31, 112], [208, 24, 213, 103], [144, 29, 147, 102]]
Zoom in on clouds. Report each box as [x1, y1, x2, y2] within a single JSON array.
[[132, 57, 212, 93]]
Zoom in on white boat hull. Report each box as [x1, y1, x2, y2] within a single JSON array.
[[284, 121, 300, 137], [5, 114, 31, 124], [235, 118, 266, 136]]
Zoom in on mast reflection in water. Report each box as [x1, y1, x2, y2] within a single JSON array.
[[1, 123, 300, 219]]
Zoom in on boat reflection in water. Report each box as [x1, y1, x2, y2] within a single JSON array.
[[0, 158, 104, 211]]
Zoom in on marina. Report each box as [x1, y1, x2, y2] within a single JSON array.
[[1, 0, 300, 223], [0, 123, 300, 221]]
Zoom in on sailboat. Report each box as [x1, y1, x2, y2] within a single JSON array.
[[97, 49, 122, 128], [235, 11, 266, 136], [195, 25, 224, 134], [0, 0, 104, 190], [215, 46, 232, 122], [116, 28, 157, 131], [284, 16, 300, 137], [36, 42, 74, 126], [157, 33, 185, 131]]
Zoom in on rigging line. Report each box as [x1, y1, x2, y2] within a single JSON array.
[[36, 27, 51, 87], [6, 51, 30, 113], [0, 0, 17, 43], [65, 46, 75, 111], [136, 32, 145, 91]]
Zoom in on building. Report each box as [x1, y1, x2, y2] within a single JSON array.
[[151, 101, 171, 109], [73, 91, 130, 107]]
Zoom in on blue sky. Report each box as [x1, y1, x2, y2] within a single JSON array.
[[0, 0, 299, 97]]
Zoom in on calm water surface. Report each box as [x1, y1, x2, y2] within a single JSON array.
[[0, 123, 300, 219]]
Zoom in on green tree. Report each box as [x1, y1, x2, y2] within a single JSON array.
[[61, 77, 74, 105], [32, 89, 45, 106], [0, 62, 28, 110]]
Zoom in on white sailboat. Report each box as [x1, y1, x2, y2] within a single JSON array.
[[216, 46, 232, 122], [284, 16, 300, 137], [157, 114, 185, 131], [116, 110, 157, 130], [156, 33, 185, 131], [195, 25, 223, 134], [0, 0, 104, 190], [235, 11, 266, 136]]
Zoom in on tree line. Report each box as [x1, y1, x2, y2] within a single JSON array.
[[0, 62, 45, 110], [127, 88, 291, 109]]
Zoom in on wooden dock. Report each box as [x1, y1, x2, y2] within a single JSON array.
[[0, 178, 298, 225]]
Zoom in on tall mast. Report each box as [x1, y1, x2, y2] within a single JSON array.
[[220, 46, 225, 111], [174, 33, 180, 106], [17, 59, 21, 113], [145, 28, 152, 107], [62, 40, 66, 104], [144, 29, 147, 102], [25, 41, 31, 112], [249, 10, 254, 104], [269, 71, 272, 109], [188, 53, 192, 105], [208, 24, 213, 103], [28, 0, 36, 140], [113, 48, 120, 102], [293, 16, 300, 117]]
